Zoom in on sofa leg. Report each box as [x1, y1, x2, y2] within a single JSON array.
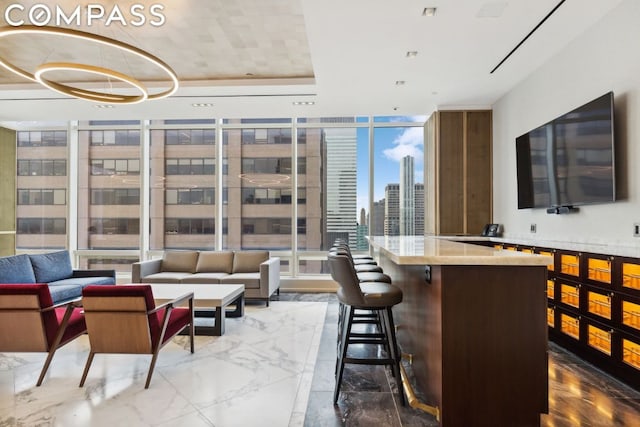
[[266, 298, 270, 307]]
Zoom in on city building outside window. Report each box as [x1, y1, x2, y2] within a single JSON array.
[[11, 116, 426, 277], [15, 129, 68, 249]]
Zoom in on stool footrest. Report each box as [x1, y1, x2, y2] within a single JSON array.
[[344, 357, 394, 366]]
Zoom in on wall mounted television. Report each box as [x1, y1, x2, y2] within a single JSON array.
[[516, 91, 615, 212]]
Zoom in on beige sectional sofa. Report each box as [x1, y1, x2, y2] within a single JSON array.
[[132, 250, 280, 306]]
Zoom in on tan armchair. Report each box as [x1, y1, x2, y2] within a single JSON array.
[[79, 284, 194, 389], [0, 284, 87, 386]]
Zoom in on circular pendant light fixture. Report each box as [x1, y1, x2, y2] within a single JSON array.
[[0, 25, 179, 104], [34, 62, 148, 104]]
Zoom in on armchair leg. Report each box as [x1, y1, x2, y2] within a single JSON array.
[[37, 348, 58, 386], [38, 303, 75, 386], [145, 351, 160, 389], [190, 324, 195, 353], [189, 299, 195, 354], [79, 352, 95, 387]]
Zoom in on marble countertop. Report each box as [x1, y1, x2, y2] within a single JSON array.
[[368, 236, 552, 266], [435, 235, 640, 258], [489, 236, 640, 258]]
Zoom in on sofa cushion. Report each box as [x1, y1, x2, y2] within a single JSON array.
[[29, 251, 73, 283], [49, 277, 115, 287], [224, 273, 261, 289], [196, 251, 234, 273], [232, 251, 269, 274], [161, 251, 199, 273], [141, 272, 193, 284], [183, 273, 229, 284], [47, 284, 83, 304], [0, 254, 36, 283]]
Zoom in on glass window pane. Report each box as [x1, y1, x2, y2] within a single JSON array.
[[42, 160, 54, 175], [203, 129, 215, 144], [166, 189, 177, 204], [17, 160, 29, 175], [150, 128, 216, 250], [224, 127, 292, 251], [373, 126, 424, 237], [16, 131, 68, 249], [115, 160, 128, 174], [54, 160, 66, 176], [103, 131, 116, 145], [166, 130, 178, 145], [54, 189, 65, 205], [78, 128, 141, 251]]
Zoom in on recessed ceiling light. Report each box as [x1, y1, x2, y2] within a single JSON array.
[[395, 80, 406, 86], [393, 107, 399, 111], [293, 101, 315, 106], [423, 7, 436, 16], [406, 51, 418, 58], [192, 103, 214, 107], [93, 104, 114, 109]]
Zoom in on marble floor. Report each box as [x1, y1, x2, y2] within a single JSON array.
[[0, 299, 327, 427], [301, 294, 640, 427], [2, 293, 640, 426]]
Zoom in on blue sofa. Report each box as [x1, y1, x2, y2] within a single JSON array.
[[0, 250, 115, 304]]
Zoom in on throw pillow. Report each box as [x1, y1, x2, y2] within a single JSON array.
[[29, 251, 73, 283], [232, 251, 269, 273], [0, 254, 37, 283], [196, 251, 234, 273], [161, 251, 199, 273]]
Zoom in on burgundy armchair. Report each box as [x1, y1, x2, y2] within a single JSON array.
[[0, 283, 87, 386], [79, 284, 194, 389]]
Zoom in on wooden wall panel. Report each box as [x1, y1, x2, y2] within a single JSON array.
[[465, 111, 492, 234], [424, 116, 437, 235], [0, 127, 16, 256], [424, 110, 492, 236], [438, 112, 464, 234]]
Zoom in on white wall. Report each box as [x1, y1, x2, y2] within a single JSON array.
[[493, 0, 640, 249]]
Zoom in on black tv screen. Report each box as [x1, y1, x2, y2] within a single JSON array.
[[516, 92, 615, 209]]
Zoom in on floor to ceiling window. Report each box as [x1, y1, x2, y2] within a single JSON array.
[[15, 127, 68, 250], [149, 119, 217, 251], [372, 116, 426, 237], [295, 117, 369, 274], [77, 121, 142, 271], [223, 119, 294, 252], [8, 115, 426, 278]]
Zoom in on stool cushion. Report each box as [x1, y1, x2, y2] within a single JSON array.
[[354, 264, 383, 273], [337, 282, 403, 308], [357, 272, 392, 283]]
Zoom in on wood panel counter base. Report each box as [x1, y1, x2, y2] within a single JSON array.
[[379, 258, 548, 427]]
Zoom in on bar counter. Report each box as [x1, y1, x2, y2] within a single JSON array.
[[368, 236, 551, 427]]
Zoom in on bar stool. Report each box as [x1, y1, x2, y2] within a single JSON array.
[[332, 241, 376, 264], [329, 247, 391, 283], [329, 246, 384, 273], [328, 252, 404, 405]]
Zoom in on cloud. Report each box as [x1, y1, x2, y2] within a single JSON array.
[[382, 127, 424, 164]]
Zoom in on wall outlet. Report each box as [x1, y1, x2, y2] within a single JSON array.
[[635, 223, 640, 237], [530, 224, 537, 233]]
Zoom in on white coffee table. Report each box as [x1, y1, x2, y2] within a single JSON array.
[[148, 283, 245, 336]]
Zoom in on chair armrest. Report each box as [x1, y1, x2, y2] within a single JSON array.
[[132, 259, 162, 283], [260, 257, 281, 298], [71, 269, 116, 279], [42, 297, 83, 312], [148, 292, 194, 314]]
